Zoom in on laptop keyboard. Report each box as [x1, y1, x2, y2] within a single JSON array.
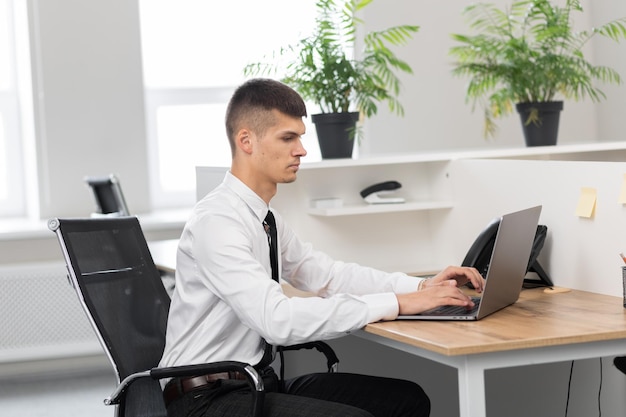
[[428, 296, 481, 316]]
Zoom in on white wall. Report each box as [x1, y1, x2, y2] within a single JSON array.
[[590, 1, 626, 142], [360, 0, 626, 155]]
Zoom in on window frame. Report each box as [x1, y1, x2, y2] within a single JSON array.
[[0, 0, 26, 217], [144, 86, 235, 208]]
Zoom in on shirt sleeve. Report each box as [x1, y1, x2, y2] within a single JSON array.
[[278, 215, 422, 295], [276, 212, 424, 324], [361, 293, 400, 322], [188, 210, 378, 346]]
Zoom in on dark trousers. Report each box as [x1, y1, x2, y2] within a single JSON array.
[[166, 369, 430, 417]]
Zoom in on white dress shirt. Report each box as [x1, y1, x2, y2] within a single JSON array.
[[159, 171, 423, 370]]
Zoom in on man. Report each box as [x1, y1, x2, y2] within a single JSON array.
[[159, 78, 484, 417]]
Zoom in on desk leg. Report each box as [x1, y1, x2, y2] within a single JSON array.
[[457, 358, 486, 417]]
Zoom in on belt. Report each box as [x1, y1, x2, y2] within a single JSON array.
[[163, 371, 247, 407]]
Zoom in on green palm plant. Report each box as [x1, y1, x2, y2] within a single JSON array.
[[244, 0, 419, 119], [449, 0, 626, 139]]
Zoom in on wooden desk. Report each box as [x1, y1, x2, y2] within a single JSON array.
[[356, 288, 626, 417], [148, 238, 178, 274], [148, 239, 178, 295], [145, 240, 626, 415]]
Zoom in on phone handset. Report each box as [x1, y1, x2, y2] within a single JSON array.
[[360, 181, 405, 204]]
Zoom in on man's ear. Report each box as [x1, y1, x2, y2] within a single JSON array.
[[235, 129, 254, 155]]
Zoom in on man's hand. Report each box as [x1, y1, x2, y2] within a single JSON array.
[[396, 266, 485, 316], [423, 265, 484, 293]]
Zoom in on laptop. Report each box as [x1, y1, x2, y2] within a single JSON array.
[[398, 205, 542, 321]]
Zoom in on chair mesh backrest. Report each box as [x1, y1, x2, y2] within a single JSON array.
[[52, 217, 170, 380]]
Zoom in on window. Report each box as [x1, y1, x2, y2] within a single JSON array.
[[138, 0, 320, 208], [0, 0, 25, 217]]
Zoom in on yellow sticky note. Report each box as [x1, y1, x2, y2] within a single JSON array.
[[575, 187, 596, 218], [619, 174, 626, 204]]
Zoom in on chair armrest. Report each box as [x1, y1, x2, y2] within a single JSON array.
[[615, 356, 626, 375], [105, 370, 152, 406], [150, 360, 261, 384], [279, 341, 339, 372], [105, 360, 264, 417]]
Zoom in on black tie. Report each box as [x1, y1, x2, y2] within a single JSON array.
[[263, 211, 279, 282], [258, 210, 279, 369]]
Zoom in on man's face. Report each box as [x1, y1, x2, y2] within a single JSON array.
[[251, 110, 307, 185]]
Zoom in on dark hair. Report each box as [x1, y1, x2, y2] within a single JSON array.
[[225, 78, 307, 155]]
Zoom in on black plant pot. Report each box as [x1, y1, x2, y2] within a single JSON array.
[[311, 112, 359, 159], [515, 101, 564, 147]]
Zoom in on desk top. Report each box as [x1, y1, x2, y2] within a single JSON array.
[[147, 240, 626, 357], [148, 239, 178, 274], [364, 288, 626, 356]]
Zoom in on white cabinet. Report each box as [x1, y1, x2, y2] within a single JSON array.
[[267, 154, 458, 272], [280, 155, 455, 217], [274, 141, 626, 217], [196, 141, 626, 273]]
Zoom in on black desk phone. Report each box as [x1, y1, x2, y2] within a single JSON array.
[[462, 218, 552, 288]]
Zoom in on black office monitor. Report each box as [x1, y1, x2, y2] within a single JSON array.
[[84, 174, 130, 216]]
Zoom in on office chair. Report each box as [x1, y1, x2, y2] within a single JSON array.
[[615, 356, 626, 375], [49, 216, 338, 417], [84, 174, 130, 217]]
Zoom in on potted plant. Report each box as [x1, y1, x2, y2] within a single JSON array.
[[449, 0, 626, 146], [244, 0, 419, 158]]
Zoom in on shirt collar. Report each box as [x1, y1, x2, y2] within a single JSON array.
[[223, 171, 271, 223]]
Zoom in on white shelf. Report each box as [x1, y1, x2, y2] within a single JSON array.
[[307, 200, 454, 217], [298, 141, 626, 170]]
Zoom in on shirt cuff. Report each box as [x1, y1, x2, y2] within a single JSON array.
[[394, 273, 424, 294], [362, 293, 400, 322]]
